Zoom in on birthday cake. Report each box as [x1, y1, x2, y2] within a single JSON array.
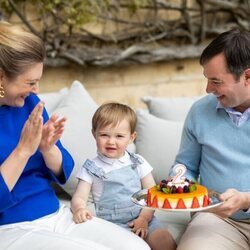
[[147, 164, 210, 209]]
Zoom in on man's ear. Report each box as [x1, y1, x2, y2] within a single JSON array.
[[245, 68, 250, 85]]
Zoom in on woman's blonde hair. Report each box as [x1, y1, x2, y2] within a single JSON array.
[[0, 21, 45, 79], [92, 102, 137, 133]]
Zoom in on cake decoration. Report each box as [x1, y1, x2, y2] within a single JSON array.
[[147, 164, 210, 209]]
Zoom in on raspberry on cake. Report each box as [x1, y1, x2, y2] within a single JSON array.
[[147, 164, 210, 209]]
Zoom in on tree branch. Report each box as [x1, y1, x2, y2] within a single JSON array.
[[2, 0, 249, 67]]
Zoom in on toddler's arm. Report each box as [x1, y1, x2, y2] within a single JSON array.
[[71, 180, 93, 223], [129, 173, 156, 238]]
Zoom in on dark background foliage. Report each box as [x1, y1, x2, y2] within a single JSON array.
[[1, 0, 249, 67]]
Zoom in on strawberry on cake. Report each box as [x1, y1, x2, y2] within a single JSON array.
[[147, 164, 210, 209]]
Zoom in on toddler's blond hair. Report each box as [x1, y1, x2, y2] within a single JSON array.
[[92, 102, 137, 133]]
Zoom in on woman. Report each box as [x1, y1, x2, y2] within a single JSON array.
[[0, 21, 150, 250]]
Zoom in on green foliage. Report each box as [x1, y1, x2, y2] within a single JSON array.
[[0, 0, 12, 15], [35, 0, 101, 26], [1, 0, 248, 67], [126, 0, 150, 15], [0, 0, 150, 27]]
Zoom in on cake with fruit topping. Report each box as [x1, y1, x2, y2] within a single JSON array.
[[147, 164, 210, 209]]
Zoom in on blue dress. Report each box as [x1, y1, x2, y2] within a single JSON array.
[[0, 94, 74, 225]]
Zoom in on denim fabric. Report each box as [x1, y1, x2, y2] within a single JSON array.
[[84, 154, 162, 233]]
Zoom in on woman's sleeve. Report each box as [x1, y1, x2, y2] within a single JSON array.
[[0, 174, 16, 212], [49, 141, 74, 184], [37, 94, 75, 184]]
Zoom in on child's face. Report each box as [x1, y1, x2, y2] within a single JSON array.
[[93, 119, 136, 159]]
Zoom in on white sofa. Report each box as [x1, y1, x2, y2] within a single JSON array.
[[38, 80, 202, 243]]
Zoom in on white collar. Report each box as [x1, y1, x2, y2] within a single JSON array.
[[97, 151, 130, 165]]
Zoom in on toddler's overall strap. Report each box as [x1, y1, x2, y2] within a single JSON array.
[[83, 159, 107, 179], [128, 152, 144, 168]]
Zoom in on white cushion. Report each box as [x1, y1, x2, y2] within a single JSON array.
[[52, 80, 98, 196], [141, 96, 202, 121], [135, 109, 183, 183], [38, 87, 69, 115], [44, 81, 135, 196]]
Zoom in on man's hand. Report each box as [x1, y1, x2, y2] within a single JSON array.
[[207, 188, 250, 218]]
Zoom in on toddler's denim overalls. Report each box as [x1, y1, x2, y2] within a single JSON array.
[[84, 153, 161, 233]]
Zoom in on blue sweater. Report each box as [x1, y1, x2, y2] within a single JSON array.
[[0, 95, 74, 225], [174, 94, 250, 220]]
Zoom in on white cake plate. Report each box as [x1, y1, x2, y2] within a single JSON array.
[[131, 189, 224, 212]]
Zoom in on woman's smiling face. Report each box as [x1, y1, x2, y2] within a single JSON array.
[[0, 63, 43, 107]]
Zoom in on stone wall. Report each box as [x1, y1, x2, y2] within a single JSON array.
[[40, 58, 207, 108], [7, 2, 207, 108]]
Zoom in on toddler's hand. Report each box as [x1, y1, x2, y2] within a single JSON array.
[[128, 217, 149, 239], [73, 208, 93, 224]]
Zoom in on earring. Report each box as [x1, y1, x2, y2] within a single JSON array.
[[0, 84, 4, 98]]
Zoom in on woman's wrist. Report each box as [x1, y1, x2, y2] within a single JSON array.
[[14, 145, 33, 160]]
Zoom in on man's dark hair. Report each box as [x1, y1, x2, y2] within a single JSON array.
[[200, 29, 250, 80]]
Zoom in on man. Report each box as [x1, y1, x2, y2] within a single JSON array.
[[173, 29, 250, 250]]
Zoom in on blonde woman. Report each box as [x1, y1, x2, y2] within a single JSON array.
[[0, 22, 150, 250]]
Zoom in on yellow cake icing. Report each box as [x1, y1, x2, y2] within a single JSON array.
[[147, 184, 210, 209]]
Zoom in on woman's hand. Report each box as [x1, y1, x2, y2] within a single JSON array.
[[17, 102, 44, 157], [1, 102, 44, 190], [39, 114, 66, 153]]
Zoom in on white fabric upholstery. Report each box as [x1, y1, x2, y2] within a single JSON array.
[[141, 95, 202, 121], [39, 81, 135, 197], [38, 87, 69, 115], [135, 109, 183, 184], [51, 81, 98, 196]]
